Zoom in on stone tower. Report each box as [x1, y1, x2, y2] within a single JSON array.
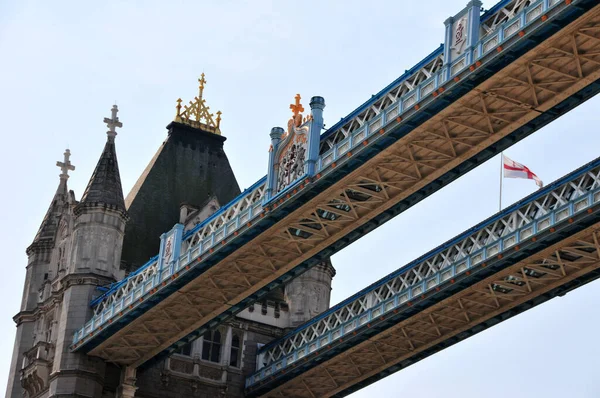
[[6, 105, 129, 398], [6, 149, 76, 397]]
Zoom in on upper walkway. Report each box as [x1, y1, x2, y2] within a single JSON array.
[[72, 0, 600, 368]]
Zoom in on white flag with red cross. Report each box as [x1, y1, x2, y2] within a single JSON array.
[[503, 154, 543, 188]]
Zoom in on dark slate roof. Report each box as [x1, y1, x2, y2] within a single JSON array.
[[79, 140, 126, 210], [121, 122, 241, 271]]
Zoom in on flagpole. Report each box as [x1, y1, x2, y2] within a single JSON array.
[[499, 153, 503, 212]]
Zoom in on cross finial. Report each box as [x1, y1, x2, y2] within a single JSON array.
[[103, 105, 123, 141], [290, 94, 304, 117], [56, 149, 75, 180], [199, 73, 207, 99]]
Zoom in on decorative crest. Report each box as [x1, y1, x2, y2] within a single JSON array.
[[266, 95, 324, 200], [56, 149, 75, 180], [104, 105, 123, 142], [175, 73, 222, 135]]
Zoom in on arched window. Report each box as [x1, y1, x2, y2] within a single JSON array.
[[229, 334, 241, 367], [202, 330, 221, 363]]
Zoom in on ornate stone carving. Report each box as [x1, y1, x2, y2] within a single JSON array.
[[20, 342, 54, 397], [266, 95, 324, 201], [275, 95, 309, 193]]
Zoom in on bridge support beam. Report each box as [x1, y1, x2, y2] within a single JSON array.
[[116, 366, 137, 398]]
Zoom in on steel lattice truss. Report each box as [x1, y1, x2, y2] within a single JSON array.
[[74, 1, 600, 367], [91, 256, 159, 317], [248, 160, 600, 382], [259, 226, 600, 397], [319, 0, 566, 157], [480, 0, 566, 39], [181, 180, 267, 253], [481, 0, 535, 37], [318, 52, 444, 154]]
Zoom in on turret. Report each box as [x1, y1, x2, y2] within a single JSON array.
[[70, 105, 128, 278], [6, 149, 76, 398], [285, 259, 336, 327], [48, 105, 128, 397]]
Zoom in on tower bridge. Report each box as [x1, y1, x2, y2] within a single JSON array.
[[69, 0, 600, 378], [3, 0, 596, 396]]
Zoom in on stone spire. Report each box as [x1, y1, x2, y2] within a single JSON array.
[[78, 105, 126, 212], [28, 149, 76, 253]]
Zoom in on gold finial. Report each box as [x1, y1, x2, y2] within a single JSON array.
[[174, 74, 222, 135], [290, 94, 304, 117], [176, 98, 182, 118], [199, 73, 206, 99]]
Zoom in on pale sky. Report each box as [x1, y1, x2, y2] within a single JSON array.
[[1, 0, 600, 396]]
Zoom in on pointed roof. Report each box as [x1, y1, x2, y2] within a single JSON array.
[[79, 140, 125, 209], [27, 150, 75, 254], [78, 105, 126, 212]]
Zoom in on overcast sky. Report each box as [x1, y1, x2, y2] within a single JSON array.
[[1, 0, 600, 396]]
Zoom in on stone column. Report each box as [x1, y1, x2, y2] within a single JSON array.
[[116, 366, 137, 398]]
